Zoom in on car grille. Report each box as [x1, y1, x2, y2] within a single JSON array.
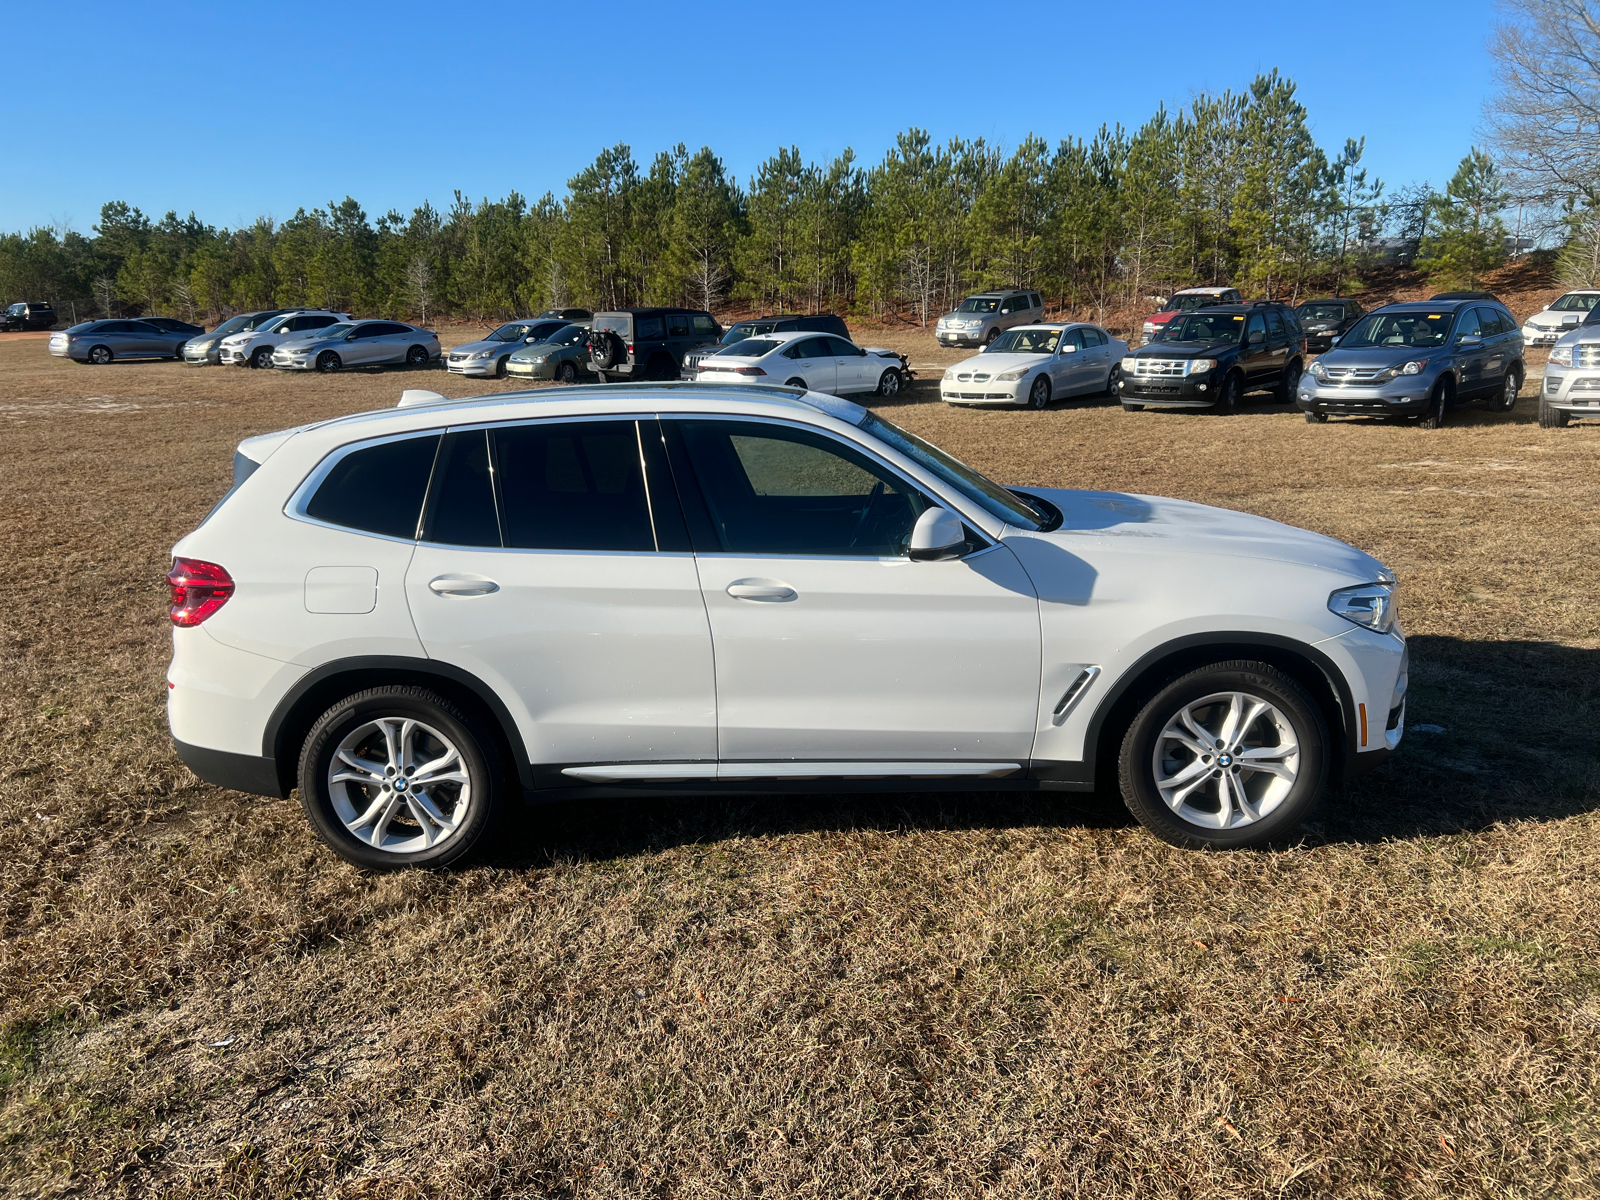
[[1574, 345, 1600, 368], [684, 351, 710, 372], [448, 352, 467, 362], [1320, 366, 1386, 385], [953, 371, 992, 383], [1570, 375, 1600, 391], [1130, 359, 1186, 377]]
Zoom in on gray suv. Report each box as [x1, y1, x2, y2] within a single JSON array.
[[935, 289, 1045, 348]]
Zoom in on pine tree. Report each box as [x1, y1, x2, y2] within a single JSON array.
[[1416, 149, 1508, 288]]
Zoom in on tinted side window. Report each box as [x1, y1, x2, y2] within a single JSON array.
[[1483, 308, 1509, 336], [1081, 328, 1104, 347], [1456, 308, 1484, 338], [825, 336, 861, 356], [1265, 310, 1286, 337], [1245, 314, 1267, 341], [635, 316, 664, 340], [673, 420, 926, 557], [307, 315, 337, 330], [1059, 329, 1085, 350], [493, 420, 654, 552], [130, 322, 163, 334], [692, 314, 719, 335], [306, 435, 440, 539], [667, 313, 692, 337], [424, 430, 500, 547], [1030, 293, 1042, 309]]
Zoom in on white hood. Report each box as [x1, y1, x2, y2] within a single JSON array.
[[950, 352, 1045, 375]]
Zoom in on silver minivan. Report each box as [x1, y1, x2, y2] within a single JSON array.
[[935, 289, 1046, 348]]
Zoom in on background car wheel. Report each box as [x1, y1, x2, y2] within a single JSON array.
[[88, 345, 113, 365], [495, 355, 509, 378], [406, 345, 430, 367], [1121, 401, 1144, 412], [1028, 374, 1051, 409], [785, 377, 807, 389], [1117, 660, 1330, 850], [1420, 378, 1452, 429], [316, 350, 341, 373], [1491, 368, 1521, 413], [1277, 359, 1303, 403], [250, 347, 274, 370], [1214, 372, 1241, 413], [1538, 393, 1570, 428], [298, 685, 505, 871], [1305, 410, 1328, 424], [557, 360, 578, 383], [876, 368, 902, 397], [1104, 363, 1122, 395], [983, 329, 999, 347]]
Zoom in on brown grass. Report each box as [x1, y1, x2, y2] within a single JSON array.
[[0, 313, 1597, 1198]]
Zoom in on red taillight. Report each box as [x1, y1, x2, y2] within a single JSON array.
[[626, 343, 634, 354], [168, 558, 234, 627], [733, 366, 767, 376]]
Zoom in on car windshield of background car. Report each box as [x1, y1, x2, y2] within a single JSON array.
[[713, 339, 781, 358], [243, 311, 285, 330], [956, 297, 999, 314], [723, 322, 781, 345], [210, 314, 255, 337], [7, 304, 24, 315], [1298, 303, 1346, 321], [1172, 294, 1222, 312], [1550, 293, 1600, 312], [858, 413, 1045, 531], [1341, 312, 1450, 348], [989, 328, 1061, 354], [1162, 313, 1243, 343], [487, 323, 540, 342]]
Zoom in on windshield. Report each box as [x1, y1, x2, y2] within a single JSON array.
[[488, 322, 551, 343], [1340, 311, 1451, 349], [714, 339, 781, 358], [242, 310, 285, 331], [7, 304, 23, 315], [989, 328, 1061, 354], [1551, 293, 1600, 312], [1297, 303, 1347, 321], [309, 323, 354, 340], [859, 413, 1044, 531], [1160, 312, 1244, 343], [210, 314, 254, 337], [1168, 293, 1223, 313], [722, 321, 782, 344], [956, 297, 1000, 314]]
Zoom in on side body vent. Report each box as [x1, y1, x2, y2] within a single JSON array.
[[1051, 665, 1101, 726]]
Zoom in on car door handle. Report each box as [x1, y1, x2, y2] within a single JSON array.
[[428, 575, 499, 596], [726, 581, 797, 602]]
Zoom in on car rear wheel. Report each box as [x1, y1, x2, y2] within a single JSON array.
[[1538, 393, 1570, 428], [406, 345, 430, 367], [250, 347, 273, 370], [297, 685, 505, 870], [1118, 660, 1330, 850], [1420, 377, 1452, 429], [88, 344, 113, 365], [785, 377, 807, 390], [316, 350, 341, 373], [876, 368, 902, 397], [557, 360, 578, 383], [1490, 367, 1521, 413], [1028, 374, 1051, 409]]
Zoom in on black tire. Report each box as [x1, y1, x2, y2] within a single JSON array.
[[876, 368, 902, 397], [1214, 371, 1241, 413], [1539, 392, 1570, 428], [589, 330, 619, 370], [983, 328, 999, 347], [494, 355, 508, 379], [297, 685, 506, 870], [1490, 367, 1521, 413], [1276, 358, 1303, 403], [785, 377, 808, 390], [316, 350, 341, 373], [1420, 377, 1452, 429], [88, 344, 113, 365], [1117, 660, 1331, 851], [1027, 374, 1051, 409], [406, 345, 430, 367], [1121, 401, 1144, 412], [557, 360, 578, 384], [1105, 363, 1122, 395], [1304, 410, 1328, 424], [250, 346, 274, 370], [646, 353, 677, 381]]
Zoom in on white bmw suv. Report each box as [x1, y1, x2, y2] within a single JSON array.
[[167, 384, 1406, 868]]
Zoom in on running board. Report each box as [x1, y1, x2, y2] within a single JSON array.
[[562, 761, 1024, 783]]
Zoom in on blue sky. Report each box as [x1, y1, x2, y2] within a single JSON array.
[[1, 0, 1502, 235]]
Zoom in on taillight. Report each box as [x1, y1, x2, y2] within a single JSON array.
[[733, 366, 767, 376], [168, 558, 234, 626]]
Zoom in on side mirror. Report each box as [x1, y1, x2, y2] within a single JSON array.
[[908, 507, 966, 562], [1330, 336, 1342, 347], [525, 336, 537, 342], [1457, 334, 1482, 347], [345, 332, 358, 341], [1060, 344, 1077, 354], [1247, 330, 1265, 346], [1563, 314, 1581, 325]]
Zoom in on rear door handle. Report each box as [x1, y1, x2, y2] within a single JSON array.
[[429, 575, 499, 596], [727, 582, 797, 602]]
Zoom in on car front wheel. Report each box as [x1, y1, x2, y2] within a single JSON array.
[[1420, 377, 1452, 429], [297, 685, 505, 870], [1118, 660, 1330, 850], [877, 368, 902, 397], [1028, 374, 1051, 409], [251, 347, 273, 370], [557, 360, 578, 383]]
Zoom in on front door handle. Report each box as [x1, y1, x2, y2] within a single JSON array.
[[429, 575, 499, 596], [727, 581, 797, 602]]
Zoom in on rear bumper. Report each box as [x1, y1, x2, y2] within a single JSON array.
[[174, 738, 285, 798]]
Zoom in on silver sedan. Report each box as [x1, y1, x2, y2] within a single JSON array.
[[271, 321, 441, 372], [941, 323, 1130, 408]]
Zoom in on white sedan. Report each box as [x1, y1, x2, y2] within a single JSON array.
[[941, 323, 1129, 409], [696, 330, 909, 397]]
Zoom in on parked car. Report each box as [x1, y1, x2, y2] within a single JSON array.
[[447, 319, 571, 378], [695, 331, 908, 396], [1531, 307, 1600, 427], [685, 313, 852, 376], [48, 319, 192, 363], [935, 290, 1045, 348], [1140, 287, 1244, 345], [270, 320, 440, 372], [1119, 301, 1307, 413], [1296, 297, 1524, 428], [587, 308, 722, 382], [941, 323, 1128, 409], [1295, 298, 1365, 352], [537, 308, 592, 321], [166, 382, 1406, 868], [220, 311, 347, 368], [1518, 289, 1600, 346], [184, 310, 299, 365], [4, 301, 57, 331], [506, 321, 593, 382]]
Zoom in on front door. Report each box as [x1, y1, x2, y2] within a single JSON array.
[[404, 420, 718, 773], [1453, 307, 1487, 398], [1241, 313, 1271, 387], [665, 417, 1042, 767], [825, 336, 874, 393], [778, 337, 836, 393], [1052, 328, 1093, 395]]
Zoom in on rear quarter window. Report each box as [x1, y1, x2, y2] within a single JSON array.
[[305, 434, 441, 539]]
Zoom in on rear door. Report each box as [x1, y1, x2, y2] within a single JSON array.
[[779, 337, 836, 393], [1263, 308, 1291, 382]]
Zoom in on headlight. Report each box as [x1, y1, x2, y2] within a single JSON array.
[[1309, 360, 1328, 381], [965, 319, 983, 329], [1187, 359, 1217, 374], [996, 368, 1028, 382], [1328, 583, 1397, 634], [1372, 360, 1429, 383], [529, 354, 548, 363], [1549, 345, 1573, 366], [942, 368, 955, 381], [1121, 356, 1137, 371], [195, 339, 216, 351], [470, 349, 494, 359]]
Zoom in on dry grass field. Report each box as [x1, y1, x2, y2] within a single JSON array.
[[1, 316, 1597, 1199]]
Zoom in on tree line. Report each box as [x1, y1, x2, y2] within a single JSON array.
[[0, 71, 1518, 330]]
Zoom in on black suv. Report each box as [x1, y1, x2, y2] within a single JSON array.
[[587, 308, 722, 382], [1118, 301, 1307, 413], [3, 301, 56, 331], [1295, 298, 1365, 352], [683, 313, 851, 375]]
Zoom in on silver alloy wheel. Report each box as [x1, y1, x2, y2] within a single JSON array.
[[1029, 375, 1050, 408], [327, 716, 472, 854], [1502, 371, 1519, 410], [879, 368, 900, 397], [1106, 364, 1122, 394], [1152, 690, 1300, 829]]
